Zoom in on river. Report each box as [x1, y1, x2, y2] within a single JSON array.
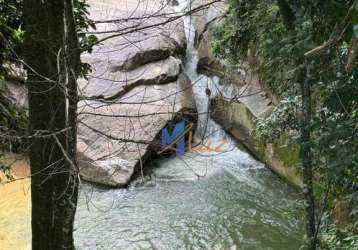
[[73, 0, 304, 249]]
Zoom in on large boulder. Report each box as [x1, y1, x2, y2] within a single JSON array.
[[85, 0, 186, 71], [78, 74, 196, 186], [77, 0, 196, 186]]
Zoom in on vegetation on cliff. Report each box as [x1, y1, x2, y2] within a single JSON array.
[[0, 0, 357, 248], [213, 0, 358, 249]]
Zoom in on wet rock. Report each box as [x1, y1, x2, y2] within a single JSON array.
[[190, 0, 228, 48], [77, 74, 196, 187], [211, 94, 302, 188], [189, 0, 238, 84]]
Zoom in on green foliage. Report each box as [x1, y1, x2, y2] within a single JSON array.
[[213, 0, 357, 189], [212, 0, 258, 63], [212, 0, 352, 96], [0, 0, 23, 79], [213, 0, 358, 246], [320, 213, 358, 250], [0, 0, 96, 79], [74, 0, 97, 77], [312, 69, 358, 191], [74, 0, 97, 51], [255, 95, 301, 141]]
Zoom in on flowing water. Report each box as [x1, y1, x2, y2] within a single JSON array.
[[74, 1, 304, 249]]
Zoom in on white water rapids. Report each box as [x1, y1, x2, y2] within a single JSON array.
[[153, 0, 264, 181]]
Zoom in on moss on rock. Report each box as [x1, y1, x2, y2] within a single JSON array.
[[211, 96, 302, 188]]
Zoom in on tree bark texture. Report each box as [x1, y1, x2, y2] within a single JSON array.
[[301, 63, 316, 250], [24, 0, 80, 249]]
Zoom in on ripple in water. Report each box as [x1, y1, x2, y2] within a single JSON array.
[[75, 165, 303, 249]]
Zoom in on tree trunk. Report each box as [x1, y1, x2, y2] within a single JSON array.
[[24, 0, 80, 249], [301, 63, 316, 250], [52, 0, 81, 248]]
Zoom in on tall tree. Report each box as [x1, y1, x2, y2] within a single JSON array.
[[24, 0, 80, 249], [301, 62, 316, 250]]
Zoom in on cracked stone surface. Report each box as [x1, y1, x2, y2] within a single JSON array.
[[78, 0, 195, 186]]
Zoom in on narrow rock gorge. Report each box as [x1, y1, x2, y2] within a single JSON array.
[[1, 0, 357, 249]]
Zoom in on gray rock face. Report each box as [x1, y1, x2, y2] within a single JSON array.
[[0, 80, 27, 108], [81, 56, 182, 99], [191, 1, 276, 109], [78, 75, 195, 186], [84, 0, 186, 71], [78, 0, 196, 186], [190, 0, 227, 49], [189, 1, 238, 84]]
